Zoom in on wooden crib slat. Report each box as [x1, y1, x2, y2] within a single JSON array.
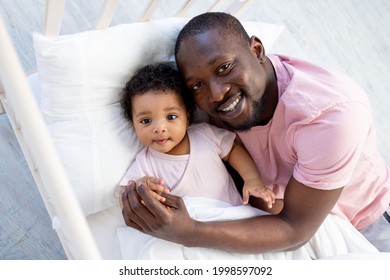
[[140, 0, 163, 21], [95, 0, 121, 30], [176, 0, 197, 17], [0, 96, 4, 114], [44, 0, 66, 37]]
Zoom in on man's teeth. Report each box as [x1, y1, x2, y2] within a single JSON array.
[[221, 96, 241, 112]]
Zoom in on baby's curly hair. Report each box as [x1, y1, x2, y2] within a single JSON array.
[[121, 62, 196, 122]]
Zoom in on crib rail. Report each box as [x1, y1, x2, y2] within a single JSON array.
[[0, 16, 101, 259]]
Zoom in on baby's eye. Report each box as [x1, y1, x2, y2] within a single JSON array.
[[167, 114, 178, 120], [140, 118, 151, 124], [217, 63, 231, 74]]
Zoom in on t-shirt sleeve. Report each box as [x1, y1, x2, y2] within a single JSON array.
[[292, 102, 372, 190], [202, 123, 236, 159]]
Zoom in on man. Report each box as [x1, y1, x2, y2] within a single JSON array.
[[121, 12, 390, 253]]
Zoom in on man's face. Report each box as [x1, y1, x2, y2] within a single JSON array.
[[176, 30, 268, 131]]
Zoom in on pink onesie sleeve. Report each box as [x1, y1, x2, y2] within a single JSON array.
[[202, 124, 236, 159]]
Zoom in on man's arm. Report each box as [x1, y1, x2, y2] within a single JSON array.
[[122, 177, 343, 253]]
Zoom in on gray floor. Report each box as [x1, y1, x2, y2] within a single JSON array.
[[0, 0, 389, 259]]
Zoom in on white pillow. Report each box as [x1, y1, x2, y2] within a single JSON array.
[[33, 17, 284, 216]]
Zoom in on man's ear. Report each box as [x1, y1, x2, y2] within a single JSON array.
[[250, 36, 266, 62]]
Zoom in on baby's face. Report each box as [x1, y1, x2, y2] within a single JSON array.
[[131, 90, 189, 155]]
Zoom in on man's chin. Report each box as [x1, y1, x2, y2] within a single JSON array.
[[225, 97, 266, 131], [222, 120, 254, 132]]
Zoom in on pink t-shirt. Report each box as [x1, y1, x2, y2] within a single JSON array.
[[120, 123, 243, 206], [236, 54, 390, 229]]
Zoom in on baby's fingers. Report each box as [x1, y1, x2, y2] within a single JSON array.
[[242, 189, 250, 204], [264, 191, 276, 208], [146, 176, 164, 185], [149, 189, 168, 203], [149, 183, 170, 197], [138, 177, 164, 192], [249, 189, 273, 208]]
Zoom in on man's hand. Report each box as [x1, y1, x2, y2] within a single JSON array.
[[121, 181, 197, 246]]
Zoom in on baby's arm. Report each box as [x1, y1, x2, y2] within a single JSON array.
[[223, 142, 275, 208]]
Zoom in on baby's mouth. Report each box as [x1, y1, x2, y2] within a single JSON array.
[[154, 138, 168, 145]]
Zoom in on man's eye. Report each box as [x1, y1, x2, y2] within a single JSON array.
[[140, 118, 151, 124], [217, 63, 230, 74], [167, 114, 177, 120], [192, 82, 202, 91]]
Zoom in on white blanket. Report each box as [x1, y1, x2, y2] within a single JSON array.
[[117, 196, 379, 260]]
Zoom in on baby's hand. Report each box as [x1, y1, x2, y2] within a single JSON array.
[[136, 176, 170, 203], [242, 181, 275, 209]]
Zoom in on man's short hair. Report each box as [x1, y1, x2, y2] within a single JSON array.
[[175, 12, 250, 56]]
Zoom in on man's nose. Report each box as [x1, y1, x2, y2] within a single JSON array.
[[209, 81, 230, 102]]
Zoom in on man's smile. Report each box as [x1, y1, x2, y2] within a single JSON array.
[[216, 92, 246, 121], [220, 94, 242, 112]]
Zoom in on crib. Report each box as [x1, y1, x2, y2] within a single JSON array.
[[1, 0, 389, 260], [0, 0, 279, 260]]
